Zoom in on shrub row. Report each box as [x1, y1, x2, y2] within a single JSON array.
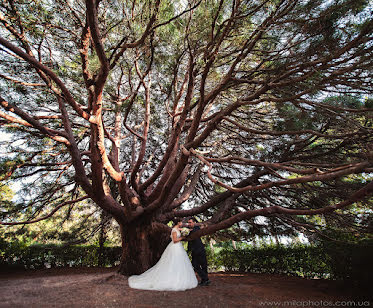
[[2, 237, 372, 288], [206, 245, 331, 279], [0, 238, 121, 270], [320, 240, 373, 287], [205, 241, 373, 289]]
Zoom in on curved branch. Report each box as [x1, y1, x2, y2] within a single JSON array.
[[140, 56, 195, 193], [223, 117, 367, 139], [0, 95, 70, 144], [0, 73, 46, 87], [191, 148, 371, 193], [167, 172, 267, 220], [130, 58, 152, 191], [109, 0, 161, 69], [187, 180, 373, 240], [0, 196, 89, 226], [168, 164, 202, 210], [0, 36, 91, 121], [85, 0, 109, 90], [57, 96, 92, 194]]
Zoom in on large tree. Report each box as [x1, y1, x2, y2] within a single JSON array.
[[0, 0, 372, 275]]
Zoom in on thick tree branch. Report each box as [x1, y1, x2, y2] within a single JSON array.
[[140, 56, 195, 194]]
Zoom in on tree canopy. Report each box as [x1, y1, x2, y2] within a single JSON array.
[[0, 0, 372, 274]]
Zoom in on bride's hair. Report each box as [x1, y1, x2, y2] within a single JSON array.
[[172, 219, 182, 227]]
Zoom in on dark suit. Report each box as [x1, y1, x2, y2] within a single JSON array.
[[187, 226, 209, 282]]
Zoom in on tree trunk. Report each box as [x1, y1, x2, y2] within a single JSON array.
[[98, 210, 108, 267], [118, 221, 171, 276]]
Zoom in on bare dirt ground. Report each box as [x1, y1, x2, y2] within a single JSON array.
[[0, 267, 370, 308]]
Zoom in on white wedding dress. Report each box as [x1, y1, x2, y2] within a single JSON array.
[[128, 228, 198, 291]]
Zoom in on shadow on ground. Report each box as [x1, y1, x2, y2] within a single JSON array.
[[0, 267, 370, 308]]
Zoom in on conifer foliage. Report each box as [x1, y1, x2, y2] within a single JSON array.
[[0, 0, 372, 274]]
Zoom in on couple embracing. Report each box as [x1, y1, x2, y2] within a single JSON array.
[[128, 217, 211, 291]]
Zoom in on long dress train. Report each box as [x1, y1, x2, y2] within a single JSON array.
[[128, 228, 198, 291]]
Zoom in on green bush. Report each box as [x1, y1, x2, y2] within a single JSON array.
[[208, 241, 372, 289], [211, 244, 331, 278], [0, 237, 121, 269], [320, 238, 373, 289], [2, 235, 372, 290]]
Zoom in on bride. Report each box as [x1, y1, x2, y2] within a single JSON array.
[[128, 220, 198, 291]]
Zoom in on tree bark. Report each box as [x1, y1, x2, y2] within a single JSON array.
[[98, 210, 108, 267], [118, 221, 171, 275]]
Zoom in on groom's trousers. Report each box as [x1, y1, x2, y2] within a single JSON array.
[[191, 251, 209, 282]]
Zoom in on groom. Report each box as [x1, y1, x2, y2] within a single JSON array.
[[186, 217, 211, 286]]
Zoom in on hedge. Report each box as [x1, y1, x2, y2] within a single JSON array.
[[0, 238, 121, 270], [2, 237, 372, 289], [205, 241, 373, 289], [206, 245, 331, 279]]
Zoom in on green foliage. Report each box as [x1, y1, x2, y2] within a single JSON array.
[[1, 201, 121, 248], [320, 239, 373, 287], [2, 236, 372, 290], [0, 0, 372, 275], [324, 95, 365, 110], [0, 237, 121, 270], [208, 240, 373, 289], [0, 183, 15, 219], [275, 102, 318, 131], [0, 183, 13, 201], [317, 230, 373, 290], [364, 98, 373, 109], [209, 244, 331, 279]]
